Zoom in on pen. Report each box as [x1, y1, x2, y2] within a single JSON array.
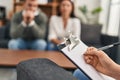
[[98, 42, 120, 50]]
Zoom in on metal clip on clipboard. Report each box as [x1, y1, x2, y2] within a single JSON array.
[[58, 32, 80, 51]]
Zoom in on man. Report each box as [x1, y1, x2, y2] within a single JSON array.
[[8, 0, 48, 50]]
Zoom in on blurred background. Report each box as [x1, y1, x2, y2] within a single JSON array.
[[0, 0, 120, 80], [1, 0, 119, 63]]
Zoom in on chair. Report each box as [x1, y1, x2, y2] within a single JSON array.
[[17, 58, 77, 80]]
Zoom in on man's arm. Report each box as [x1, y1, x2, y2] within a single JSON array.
[[30, 11, 48, 39], [10, 12, 26, 39]]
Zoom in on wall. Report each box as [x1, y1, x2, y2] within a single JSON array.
[[1, 0, 100, 18], [74, 0, 100, 24], [0, 0, 13, 17], [75, 0, 100, 11]]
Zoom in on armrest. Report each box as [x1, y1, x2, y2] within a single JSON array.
[[0, 39, 9, 48], [17, 58, 77, 80]]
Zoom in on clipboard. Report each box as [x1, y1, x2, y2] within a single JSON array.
[[58, 33, 115, 80]]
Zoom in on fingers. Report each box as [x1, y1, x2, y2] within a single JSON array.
[[84, 47, 105, 65], [84, 47, 98, 65], [85, 47, 98, 56], [84, 55, 94, 64], [85, 47, 104, 56]]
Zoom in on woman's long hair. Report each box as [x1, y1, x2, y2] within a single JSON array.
[[57, 0, 76, 18]]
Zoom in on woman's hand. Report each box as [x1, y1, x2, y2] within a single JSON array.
[[84, 47, 120, 79]]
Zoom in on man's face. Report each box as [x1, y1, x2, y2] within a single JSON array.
[[25, 0, 38, 12]]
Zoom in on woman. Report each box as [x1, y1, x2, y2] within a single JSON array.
[[47, 0, 81, 50]]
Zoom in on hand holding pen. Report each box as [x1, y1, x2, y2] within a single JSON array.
[[84, 47, 120, 80]]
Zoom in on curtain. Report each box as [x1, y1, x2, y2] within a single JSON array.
[[99, 0, 120, 63], [107, 0, 120, 36], [99, 0, 120, 36], [99, 0, 111, 34]]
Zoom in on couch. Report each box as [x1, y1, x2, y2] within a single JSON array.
[[81, 23, 103, 48], [0, 22, 103, 49], [0, 21, 11, 48]]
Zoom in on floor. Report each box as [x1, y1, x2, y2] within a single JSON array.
[[0, 68, 16, 80]]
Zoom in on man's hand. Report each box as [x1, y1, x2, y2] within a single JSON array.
[[23, 10, 35, 24]]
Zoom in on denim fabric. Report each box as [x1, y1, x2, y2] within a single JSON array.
[[73, 69, 90, 80], [8, 38, 47, 50], [46, 41, 59, 51]]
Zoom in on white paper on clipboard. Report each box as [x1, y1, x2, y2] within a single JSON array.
[[59, 40, 115, 80]]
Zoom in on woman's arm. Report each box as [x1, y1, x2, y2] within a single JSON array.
[[51, 39, 62, 45], [109, 64, 120, 80], [48, 16, 60, 44], [73, 18, 81, 39], [84, 47, 120, 80]]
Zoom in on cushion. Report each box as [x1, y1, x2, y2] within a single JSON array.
[[0, 26, 5, 38], [17, 58, 77, 80], [81, 23, 102, 45]]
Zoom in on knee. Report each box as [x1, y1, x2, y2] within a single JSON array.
[[73, 69, 81, 77], [8, 39, 19, 49], [8, 39, 26, 50], [47, 42, 57, 51], [73, 69, 90, 80], [33, 40, 47, 50], [36, 40, 47, 47]]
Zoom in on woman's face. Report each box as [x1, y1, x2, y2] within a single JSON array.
[[60, 0, 72, 17]]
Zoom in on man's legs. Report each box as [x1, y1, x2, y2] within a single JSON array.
[[8, 38, 27, 50], [73, 69, 90, 80], [30, 39, 47, 50]]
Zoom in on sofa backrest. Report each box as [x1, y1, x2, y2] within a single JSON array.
[[81, 23, 102, 46], [0, 26, 5, 39]]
